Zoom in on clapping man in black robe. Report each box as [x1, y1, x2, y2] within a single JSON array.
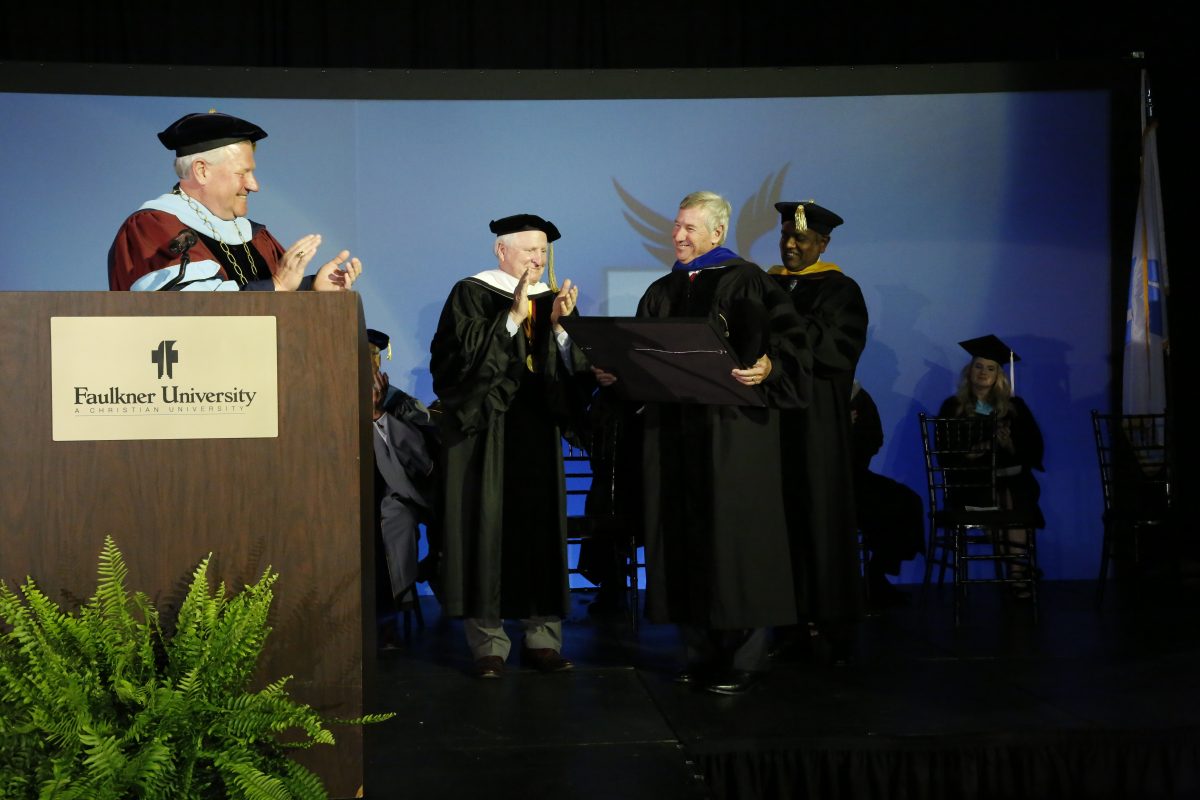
[[429, 214, 592, 679]]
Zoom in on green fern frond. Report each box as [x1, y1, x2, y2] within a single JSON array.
[[79, 727, 127, 782], [197, 571, 277, 692], [211, 689, 333, 746], [258, 675, 294, 696], [280, 758, 330, 799], [217, 750, 304, 800], [122, 738, 176, 800], [335, 713, 397, 725], [92, 536, 135, 648], [35, 768, 75, 799], [168, 555, 215, 653], [2, 538, 388, 799]]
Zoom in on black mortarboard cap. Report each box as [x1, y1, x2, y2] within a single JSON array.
[[367, 329, 390, 350], [488, 214, 561, 243], [958, 334, 1019, 365], [157, 111, 268, 157], [774, 201, 844, 235], [367, 328, 392, 361]]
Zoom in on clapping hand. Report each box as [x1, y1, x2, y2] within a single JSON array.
[[372, 369, 389, 421], [273, 234, 323, 291], [314, 250, 362, 291], [550, 279, 578, 333], [509, 269, 532, 325]]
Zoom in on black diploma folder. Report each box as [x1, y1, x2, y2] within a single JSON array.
[[562, 316, 765, 407]]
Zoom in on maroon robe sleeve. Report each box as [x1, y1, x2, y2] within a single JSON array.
[[108, 210, 284, 290]]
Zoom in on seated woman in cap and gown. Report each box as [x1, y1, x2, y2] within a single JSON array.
[[109, 111, 359, 292], [937, 334, 1045, 597]]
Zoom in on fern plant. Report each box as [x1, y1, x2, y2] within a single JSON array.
[[0, 535, 392, 799]]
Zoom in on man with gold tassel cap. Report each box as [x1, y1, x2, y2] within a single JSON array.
[[768, 200, 871, 662], [428, 213, 593, 678]]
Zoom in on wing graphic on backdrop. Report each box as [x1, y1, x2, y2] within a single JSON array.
[[735, 163, 790, 259], [615, 166, 791, 267], [613, 178, 676, 265]]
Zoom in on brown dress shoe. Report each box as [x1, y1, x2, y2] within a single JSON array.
[[520, 647, 574, 673], [474, 655, 505, 678]]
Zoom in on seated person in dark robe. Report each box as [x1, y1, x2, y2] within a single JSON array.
[[850, 381, 925, 607], [368, 328, 438, 648], [938, 334, 1046, 598], [109, 110, 361, 292], [593, 191, 811, 695], [429, 213, 593, 679]]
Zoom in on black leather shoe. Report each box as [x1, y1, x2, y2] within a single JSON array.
[[673, 663, 714, 684], [703, 670, 763, 696]]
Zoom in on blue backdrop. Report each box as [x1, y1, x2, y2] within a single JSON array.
[[0, 85, 1112, 583]]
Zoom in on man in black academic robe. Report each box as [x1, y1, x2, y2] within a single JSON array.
[[598, 190, 811, 695], [428, 213, 592, 678], [768, 201, 869, 660]]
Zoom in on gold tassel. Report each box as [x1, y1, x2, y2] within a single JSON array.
[[524, 299, 535, 372], [547, 243, 558, 291], [794, 202, 809, 233]]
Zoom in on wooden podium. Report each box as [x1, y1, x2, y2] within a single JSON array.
[[0, 291, 376, 798]]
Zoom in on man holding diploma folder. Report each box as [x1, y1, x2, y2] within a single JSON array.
[[593, 190, 811, 695]]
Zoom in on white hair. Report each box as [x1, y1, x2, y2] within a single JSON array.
[[493, 231, 520, 258], [173, 141, 247, 180], [493, 230, 549, 260], [679, 190, 731, 245]]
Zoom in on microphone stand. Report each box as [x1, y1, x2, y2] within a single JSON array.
[[160, 230, 197, 291]]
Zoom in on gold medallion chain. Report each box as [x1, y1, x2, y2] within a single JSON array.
[[173, 187, 256, 284]]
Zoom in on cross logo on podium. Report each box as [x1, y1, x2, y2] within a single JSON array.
[[151, 340, 179, 380]]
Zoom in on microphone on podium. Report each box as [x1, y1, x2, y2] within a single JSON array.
[[158, 229, 199, 291], [168, 229, 198, 257]]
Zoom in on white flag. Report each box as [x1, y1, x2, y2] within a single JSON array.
[[1122, 70, 1169, 416]]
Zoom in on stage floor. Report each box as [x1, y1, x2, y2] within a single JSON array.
[[363, 577, 1200, 800]]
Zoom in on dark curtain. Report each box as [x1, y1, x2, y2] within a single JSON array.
[[2, 3, 1179, 70], [697, 730, 1200, 800]]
